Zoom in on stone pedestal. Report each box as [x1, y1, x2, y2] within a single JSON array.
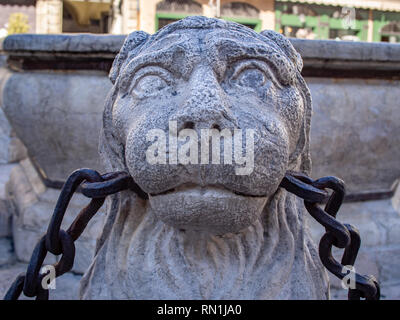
[[0, 86, 27, 268]]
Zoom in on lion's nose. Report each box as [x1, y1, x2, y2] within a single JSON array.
[[179, 120, 222, 132], [174, 102, 236, 133], [174, 67, 237, 132], [181, 121, 195, 130]]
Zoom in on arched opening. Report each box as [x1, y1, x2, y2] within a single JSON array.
[[380, 21, 400, 43], [155, 0, 202, 31], [62, 0, 111, 33], [220, 2, 261, 31]]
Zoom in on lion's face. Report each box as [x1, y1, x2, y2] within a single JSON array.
[[111, 27, 305, 234]]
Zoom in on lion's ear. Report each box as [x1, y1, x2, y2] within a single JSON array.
[[260, 30, 311, 174], [259, 30, 303, 73], [109, 31, 150, 84]]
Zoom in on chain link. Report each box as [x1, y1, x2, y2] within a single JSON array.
[[3, 169, 380, 300], [3, 168, 145, 300], [280, 171, 380, 300]]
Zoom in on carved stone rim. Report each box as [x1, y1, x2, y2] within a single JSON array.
[[2, 35, 400, 78]]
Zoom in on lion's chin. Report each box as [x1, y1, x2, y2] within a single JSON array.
[[148, 184, 268, 235]]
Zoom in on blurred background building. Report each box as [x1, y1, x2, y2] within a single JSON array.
[[1, 1, 400, 41]]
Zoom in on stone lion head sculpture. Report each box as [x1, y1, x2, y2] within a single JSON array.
[[80, 16, 329, 299]]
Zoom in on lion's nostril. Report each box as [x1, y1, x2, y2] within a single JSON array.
[[212, 124, 221, 131], [183, 121, 195, 129]]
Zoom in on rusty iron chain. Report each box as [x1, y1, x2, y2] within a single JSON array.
[[280, 171, 380, 300], [3, 168, 147, 300], [4, 168, 379, 300]]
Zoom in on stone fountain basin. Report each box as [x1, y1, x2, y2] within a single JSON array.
[[1, 70, 110, 184]]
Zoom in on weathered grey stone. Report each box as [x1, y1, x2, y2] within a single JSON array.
[[7, 160, 40, 213], [12, 223, 56, 266], [81, 16, 328, 300], [373, 246, 400, 285], [7, 134, 27, 163], [379, 282, 400, 300], [0, 106, 12, 164], [309, 77, 400, 192], [0, 55, 6, 68], [0, 237, 14, 266], [290, 38, 400, 63], [3, 34, 400, 64], [0, 164, 17, 237], [50, 272, 82, 300], [0, 263, 26, 298], [73, 238, 98, 275], [354, 252, 380, 282], [0, 164, 15, 199], [385, 217, 400, 245], [1, 72, 110, 182], [0, 78, 27, 165], [2, 34, 126, 54], [0, 199, 11, 237], [329, 287, 349, 300]]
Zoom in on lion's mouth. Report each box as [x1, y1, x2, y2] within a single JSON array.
[[148, 183, 269, 234], [149, 183, 266, 198]]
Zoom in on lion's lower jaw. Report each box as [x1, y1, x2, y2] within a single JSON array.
[[148, 186, 269, 234], [80, 191, 329, 300]]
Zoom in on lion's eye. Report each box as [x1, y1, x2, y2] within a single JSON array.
[[230, 60, 273, 90], [236, 68, 266, 88], [127, 66, 173, 98], [133, 75, 168, 96]]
